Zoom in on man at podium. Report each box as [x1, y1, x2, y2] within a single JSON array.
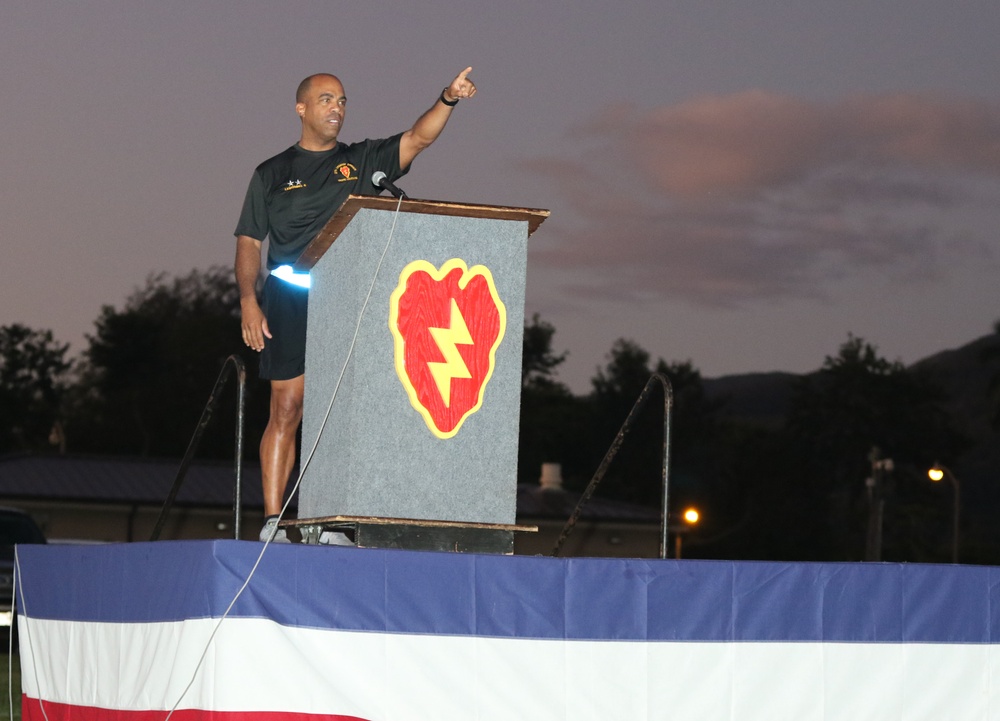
[[234, 68, 477, 543]]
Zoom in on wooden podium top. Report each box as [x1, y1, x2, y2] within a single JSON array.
[[294, 195, 550, 270]]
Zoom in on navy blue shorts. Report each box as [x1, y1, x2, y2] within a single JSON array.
[[259, 275, 308, 380]]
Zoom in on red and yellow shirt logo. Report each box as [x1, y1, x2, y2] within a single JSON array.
[[335, 163, 358, 182], [389, 259, 506, 439]]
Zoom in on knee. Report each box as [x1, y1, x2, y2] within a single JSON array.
[[269, 388, 304, 429]]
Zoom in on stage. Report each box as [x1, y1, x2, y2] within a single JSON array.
[[14, 540, 1000, 720]]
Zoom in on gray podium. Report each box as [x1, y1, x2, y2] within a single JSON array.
[[288, 196, 548, 553]]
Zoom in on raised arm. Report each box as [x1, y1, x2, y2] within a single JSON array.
[[398, 67, 477, 170]]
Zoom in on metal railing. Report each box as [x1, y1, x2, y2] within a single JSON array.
[[149, 355, 247, 541], [551, 373, 674, 559]]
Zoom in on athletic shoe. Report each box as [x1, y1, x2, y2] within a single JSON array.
[[260, 517, 291, 543], [319, 530, 355, 546]]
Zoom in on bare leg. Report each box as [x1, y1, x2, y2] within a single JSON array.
[[260, 375, 305, 516]]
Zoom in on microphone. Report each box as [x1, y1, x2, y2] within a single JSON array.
[[372, 171, 407, 199]]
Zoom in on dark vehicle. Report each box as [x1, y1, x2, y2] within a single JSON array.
[[0, 507, 46, 644]]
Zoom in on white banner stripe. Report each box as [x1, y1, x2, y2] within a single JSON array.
[[19, 617, 1000, 721]]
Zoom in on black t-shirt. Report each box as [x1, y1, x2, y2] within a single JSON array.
[[235, 133, 408, 268]]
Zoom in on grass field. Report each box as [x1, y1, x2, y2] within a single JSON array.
[[0, 654, 21, 721]]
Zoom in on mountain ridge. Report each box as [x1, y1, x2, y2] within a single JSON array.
[[701, 332, 1000, 532]]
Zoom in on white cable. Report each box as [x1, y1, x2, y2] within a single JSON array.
[[165, 194, 406, 719], [10, 198, 408, 720], [282, 192, 406, 513]]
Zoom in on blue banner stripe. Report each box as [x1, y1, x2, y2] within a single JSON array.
[[15, 541, 1000, 644]]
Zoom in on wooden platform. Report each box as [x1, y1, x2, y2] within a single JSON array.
[[281, 515, 538, 555]]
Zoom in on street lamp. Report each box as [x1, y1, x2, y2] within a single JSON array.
[[928, 464, 960, 564], [865, 448, 893, 562], [671, 507, 700, 559]]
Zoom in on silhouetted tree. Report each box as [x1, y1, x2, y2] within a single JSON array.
[[983, 318, 1000, 429], [67, 267, 267, 457], [585, 340, 722, 509], [0, 324, 71, 452], [521, 313, 569, 392], [784, 335, 967, 561], [702, 420, 801, 560], [517, 314, 582, 485]]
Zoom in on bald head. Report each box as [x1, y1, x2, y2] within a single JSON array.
[[296, 74, 342, 103]]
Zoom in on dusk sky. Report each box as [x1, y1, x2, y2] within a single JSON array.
[[4, 1, 999, 393]]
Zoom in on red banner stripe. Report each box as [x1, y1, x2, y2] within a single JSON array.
[[21, 697, 372, 721]]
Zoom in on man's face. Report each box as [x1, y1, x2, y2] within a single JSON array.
[[297, 75, 346, 149]]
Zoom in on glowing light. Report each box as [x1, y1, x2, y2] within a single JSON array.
[[683, 508, 700, 525], [928, 468, 945, 482], [271, 265, 311, 288]]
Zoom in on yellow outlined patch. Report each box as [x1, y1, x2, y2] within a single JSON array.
[[389, 259, 506, 439]]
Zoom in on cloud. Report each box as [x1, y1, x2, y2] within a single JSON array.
[[527, 91, 1000, 306]]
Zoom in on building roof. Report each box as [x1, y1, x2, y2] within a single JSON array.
[[0, 453, 265, 508], [0, 454, 661, 523]]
